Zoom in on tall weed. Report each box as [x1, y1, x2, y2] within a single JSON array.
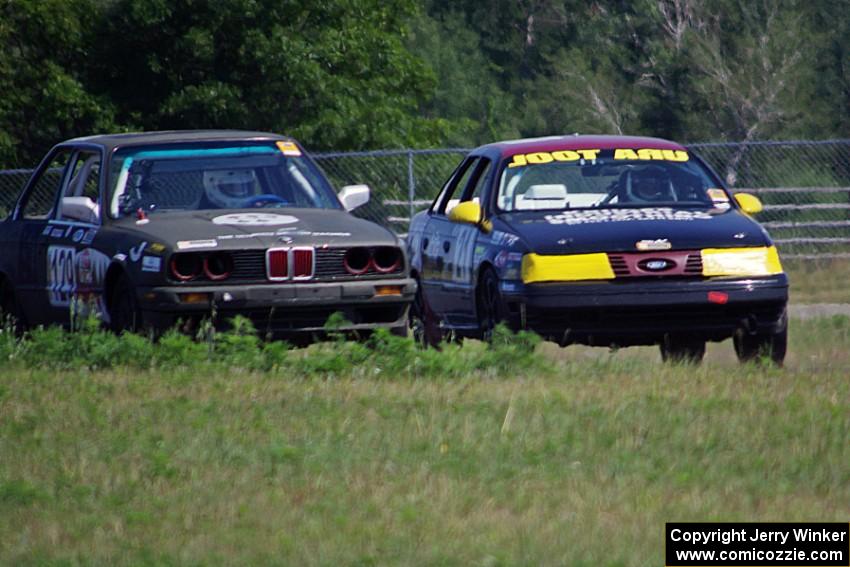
[[2, 315, 548, 379]]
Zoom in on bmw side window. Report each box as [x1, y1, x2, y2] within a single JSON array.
[[21, 149, 73, 219], [435, 157, 480, 215], [58, 151, 101, 224]]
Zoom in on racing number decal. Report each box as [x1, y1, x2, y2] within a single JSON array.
[[452, 225, 477, 282], [48, 245, 76, 307]]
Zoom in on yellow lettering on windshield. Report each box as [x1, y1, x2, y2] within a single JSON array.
[[525, 152, 554, 164], [615, 148, 689, 161], [637, 148, 664, 160], [508, 149, 602, 168], [507, 154, 528, 168], [551, 150, 580, 162], [614, 149, 639, 160], [663, 149, 689, 161]]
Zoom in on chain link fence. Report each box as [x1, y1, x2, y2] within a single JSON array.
[[2, 140, 849, 259], [313, 140, 850, 260], [691, 140, 850, 260]]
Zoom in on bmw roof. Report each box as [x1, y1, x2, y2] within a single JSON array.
[[59, 130, 293, 152]]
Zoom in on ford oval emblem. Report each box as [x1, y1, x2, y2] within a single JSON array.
[[639, 258, 673, 272]]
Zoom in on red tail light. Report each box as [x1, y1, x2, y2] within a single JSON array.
[[267, 249, 288, 280], [292, 248, 314, 279]]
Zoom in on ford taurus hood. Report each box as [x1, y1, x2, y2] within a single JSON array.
[[497, 207, 769, 255], [113, 208, 398, 250]]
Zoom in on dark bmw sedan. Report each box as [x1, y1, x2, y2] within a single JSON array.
[[0, 131, 415, 339], [406, 135, 788, 364]]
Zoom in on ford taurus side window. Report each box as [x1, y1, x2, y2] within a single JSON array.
[[460, 159, 492, 206], [435, 157, 480, 215], [21, 149, 73, 220]]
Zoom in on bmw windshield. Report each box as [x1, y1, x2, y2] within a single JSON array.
[[108, 142, 341, 219], [497, 148, 731, 212]]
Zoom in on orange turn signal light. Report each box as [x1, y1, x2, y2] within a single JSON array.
[[179, 292, 211, 304], [374, 285, 403, 297]]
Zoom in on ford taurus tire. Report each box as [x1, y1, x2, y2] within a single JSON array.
[[733, 309, 788, 366], [410, 277, 441, 347], [660, 335, 706, 364], [476, 268, 505, 340]]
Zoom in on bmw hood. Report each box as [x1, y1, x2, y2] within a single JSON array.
[[498, 207, 770, 255], [113, 208, 399, 250]]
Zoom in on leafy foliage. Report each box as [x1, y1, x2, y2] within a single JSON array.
[[413, 0, 844, 145], [0, 0, 847, 168], [0, 0, 120, 166], [0, 0, 450, 167], [0, 315, 546, 379]]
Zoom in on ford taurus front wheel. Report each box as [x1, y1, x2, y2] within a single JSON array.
[[733, 309, 788, 366]]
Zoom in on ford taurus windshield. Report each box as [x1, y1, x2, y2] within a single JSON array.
[[497, 148, 730, 211]]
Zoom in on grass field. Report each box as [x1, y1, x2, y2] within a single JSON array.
[[1, 317, 848, 565], [784, 258, 850, 304]]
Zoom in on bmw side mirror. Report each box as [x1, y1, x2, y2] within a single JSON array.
[[61, 196, 100, 224], [338, 184, 370, 211]]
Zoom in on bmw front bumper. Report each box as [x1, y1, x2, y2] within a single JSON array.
[[137, 277, 416, 336]]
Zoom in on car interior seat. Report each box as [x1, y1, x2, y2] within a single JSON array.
[[514, 184, 569, 210]]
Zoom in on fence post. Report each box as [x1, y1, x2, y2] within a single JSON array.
[[407, 150, 416, 223]]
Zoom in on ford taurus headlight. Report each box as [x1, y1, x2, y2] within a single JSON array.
[[701, 246, 783, 277], [521, 252, 615, 284]]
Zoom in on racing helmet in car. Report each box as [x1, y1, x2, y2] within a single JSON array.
[[626, 166, 675, 202], [203, 169, 258, 208]]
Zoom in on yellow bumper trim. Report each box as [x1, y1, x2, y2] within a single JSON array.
[[701, 246, 783, 277], [521, 252, 615, 283]]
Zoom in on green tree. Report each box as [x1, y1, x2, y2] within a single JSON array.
[[89, 0, 451, 151], [0, 0, 119, 167], [407, 10, 523, 146]]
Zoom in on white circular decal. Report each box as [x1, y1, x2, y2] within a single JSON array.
[[212, 213, 299, 226]]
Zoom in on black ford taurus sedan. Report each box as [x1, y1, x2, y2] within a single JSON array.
[[406, 135, 788, 364], [0, 130, 415, 339]]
